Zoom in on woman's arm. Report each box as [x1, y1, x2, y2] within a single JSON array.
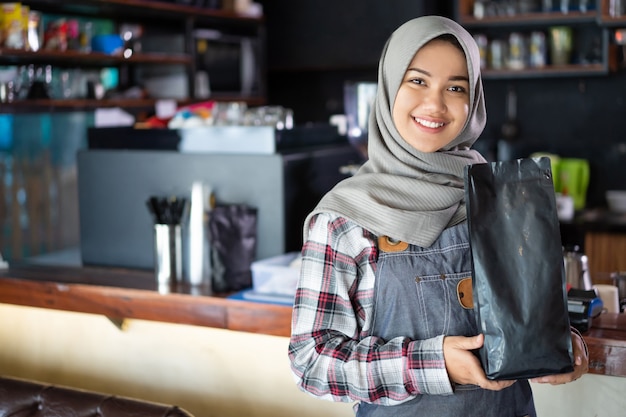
[[288, 213, 453, 405]]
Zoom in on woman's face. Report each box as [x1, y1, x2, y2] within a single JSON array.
[[392, 39, 470, 153]]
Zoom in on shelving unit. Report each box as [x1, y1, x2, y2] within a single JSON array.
[[455, 0, 618, 79], [0, 48, 192, 66], [0, 0, 266, 113]]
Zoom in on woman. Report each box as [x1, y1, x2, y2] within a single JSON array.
[[288, 15, 588, 416]]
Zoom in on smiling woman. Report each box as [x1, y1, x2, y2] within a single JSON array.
[[288, 15, 588, 417]]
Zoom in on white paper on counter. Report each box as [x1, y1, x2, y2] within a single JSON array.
[[155, 99, 177, 119], [178, 126, 276, 154], [94, 107, 135, 127]]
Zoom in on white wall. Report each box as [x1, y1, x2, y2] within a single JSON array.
[[531, 372, 626, 417], [0, 303, 353, 417], [0, 303, 624, 417]]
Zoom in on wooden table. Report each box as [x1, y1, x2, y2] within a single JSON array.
[[0, 263, 624, 377]]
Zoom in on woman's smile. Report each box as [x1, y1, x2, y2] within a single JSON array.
[[413, 116, 446, 129]]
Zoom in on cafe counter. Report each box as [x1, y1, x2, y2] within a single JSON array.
[[0, 262, 625, 378], [0, 263, 293, 337], [0, 262, 354, 417], [1, 263, 626, 417]]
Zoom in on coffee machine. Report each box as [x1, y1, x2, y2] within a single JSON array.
[[564, 245, 603, 332]]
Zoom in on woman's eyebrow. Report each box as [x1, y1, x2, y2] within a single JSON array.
[[406, 67, 469, 82], [450, 75, 470, 82], [406, 67, 430, 76]]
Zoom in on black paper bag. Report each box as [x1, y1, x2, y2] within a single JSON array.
[[208, 204, 258, 293], [464, 157, 574, 380]]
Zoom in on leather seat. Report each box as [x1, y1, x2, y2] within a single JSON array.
[[0, 375, 194, 417]]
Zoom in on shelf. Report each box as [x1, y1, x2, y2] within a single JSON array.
[[21, 0, 263, 25], [482, 63, 609, 79], [1, 98, 164, 113], [459, 10, 598, 28], [0, 48, 192, 67], [462, 10, 626, 29], [0, 95, 266, 114], [455, 0, 613, 79], [598, 14, 626, 26]]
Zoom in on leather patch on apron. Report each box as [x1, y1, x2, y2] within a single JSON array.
[[457, 277, 473, 309], [378, 236, 409, 252]]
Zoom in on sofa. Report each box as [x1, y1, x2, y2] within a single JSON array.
[[0, 375, 194, 417]]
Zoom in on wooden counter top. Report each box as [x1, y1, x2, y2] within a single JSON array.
[[0, 263, 625, 377], [0, 263, 293, 337], [584, 313, 626, 377]]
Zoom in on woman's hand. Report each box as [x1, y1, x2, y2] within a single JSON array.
[[530, 330, 589, 385], [443, 334, 516, 391]]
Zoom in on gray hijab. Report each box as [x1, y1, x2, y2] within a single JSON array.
[[304, 16, 487, 248]]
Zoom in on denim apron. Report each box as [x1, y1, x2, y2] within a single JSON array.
[[357, 223, 536, 417]]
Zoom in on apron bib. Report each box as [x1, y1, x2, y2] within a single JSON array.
[[357, 223, 535, 417]]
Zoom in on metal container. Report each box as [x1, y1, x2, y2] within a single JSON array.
[[183, 181, 212, 289], [563, 246, 592, 291], [154, 223, 182, 294]]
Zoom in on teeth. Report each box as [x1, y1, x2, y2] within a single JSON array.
[[414, 118, 444, 128]]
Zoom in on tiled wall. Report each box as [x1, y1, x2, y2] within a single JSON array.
[[480, 75, 626, 208], [0, 112, 92, 261]]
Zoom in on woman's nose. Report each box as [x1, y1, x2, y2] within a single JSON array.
[[421, 90, 446, 112]]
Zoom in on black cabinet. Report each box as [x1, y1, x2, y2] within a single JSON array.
[[258, 0, 446, 123], [259, 0, 444, 71], [77, 141, 360, 269]]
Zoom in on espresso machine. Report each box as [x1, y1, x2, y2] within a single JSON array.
[[564, 245, 603, 332]]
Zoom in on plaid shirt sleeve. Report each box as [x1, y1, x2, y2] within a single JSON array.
[[288, 213, 453, 406]]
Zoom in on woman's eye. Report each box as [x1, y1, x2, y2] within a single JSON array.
[[448, 85, 467, 93], [409, 78, 425, 85]]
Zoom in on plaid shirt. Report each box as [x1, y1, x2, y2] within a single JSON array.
[[288, 212, 453, 406]]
